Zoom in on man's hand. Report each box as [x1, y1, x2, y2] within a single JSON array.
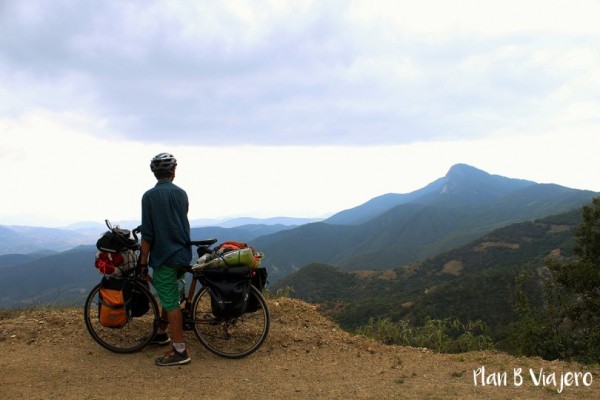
[[137, 260, 149, 278]]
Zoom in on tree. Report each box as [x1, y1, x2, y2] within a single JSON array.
[[545, 197, 600, 361], [510, 198, 600, 362]]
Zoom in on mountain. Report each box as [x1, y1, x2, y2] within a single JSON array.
[[0, 224, 299, 308], [1, 163, 597, 309], [0, 252, 52, 269], [0, 245, 99, 307], [324, 164, 536, 225], [217, 216, 322, 228], [253, 164, 596, 281], [0, 220, 303, 256], [190, 224, 294, 243], [272, 208, 581, 333], [0, 225, 99, 255], [189, 216, 322, 228]]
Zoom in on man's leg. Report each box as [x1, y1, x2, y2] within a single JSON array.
[[167, 308, 184, 343], [150, 309, 171, 345], [153, 265, 190, 366], [169, 267, 186, 347]]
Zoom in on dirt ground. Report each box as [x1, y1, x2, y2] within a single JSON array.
[[1, 298, 598, 399]]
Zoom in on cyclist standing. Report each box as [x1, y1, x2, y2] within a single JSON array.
[[139, 152, 192, 366]]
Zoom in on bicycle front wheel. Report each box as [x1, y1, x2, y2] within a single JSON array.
[[83, 280, 160, 353], [192, 285, 270, 359]]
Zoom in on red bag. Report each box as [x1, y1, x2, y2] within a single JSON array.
[[95, 251, 134, 277], [215, 241, 248, 254]]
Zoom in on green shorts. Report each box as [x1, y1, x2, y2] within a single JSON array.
[[153, 264, 185, 312]]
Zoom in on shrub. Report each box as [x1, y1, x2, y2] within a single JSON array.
[[356, 317, 493, 353]]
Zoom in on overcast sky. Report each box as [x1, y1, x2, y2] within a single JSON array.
[[1, 0, 599, 227]]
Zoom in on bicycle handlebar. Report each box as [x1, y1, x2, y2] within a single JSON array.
[[132, 225, 141, 242]]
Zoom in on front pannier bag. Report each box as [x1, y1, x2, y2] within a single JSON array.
[[98, 277, 132, 328]]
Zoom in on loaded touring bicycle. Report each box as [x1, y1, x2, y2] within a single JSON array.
[[84, 220, 270, 359]]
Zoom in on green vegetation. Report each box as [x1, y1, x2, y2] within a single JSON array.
[[510, 197, 600, 363], [263, 285, 295, 299], [357, 317, 493, 353], [272, 202, 600, 361]]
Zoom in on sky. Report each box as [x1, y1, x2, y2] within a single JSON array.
[[1, 0, 599, 227]]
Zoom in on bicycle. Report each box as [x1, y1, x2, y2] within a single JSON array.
[[83, 221, 270, 359]]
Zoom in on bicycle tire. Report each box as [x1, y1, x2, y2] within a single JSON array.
[[191, 285, 270, 359], [83, 279, 160, 353]]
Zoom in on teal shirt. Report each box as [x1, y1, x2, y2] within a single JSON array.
[[141, 180, 192, 269]]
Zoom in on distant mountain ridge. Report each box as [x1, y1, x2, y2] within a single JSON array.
[[210, 217, 322, 228], [0, 217, 319, 256], [254, 164, 597, 280], [0, 163, 598, 308], [0, 225, 99, 255], [190, 224, 294, 244], [325, 164, 536, 225]]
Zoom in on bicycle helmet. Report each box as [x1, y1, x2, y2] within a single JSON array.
[[150, 152, 177, 173]]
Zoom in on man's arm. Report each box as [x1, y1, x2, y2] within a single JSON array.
[[140, 237, 151, 266], [140, 192, 154, 266]]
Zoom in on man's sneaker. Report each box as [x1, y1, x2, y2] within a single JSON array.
[[150, 333, 171, 345], [155, 348, 191, 367]]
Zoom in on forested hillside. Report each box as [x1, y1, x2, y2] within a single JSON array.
[[272, 209, 581, 340]]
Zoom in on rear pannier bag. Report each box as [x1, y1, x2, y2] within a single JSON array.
[[98, 277, 132, 328], [201, 266, 252, 319], [246, 267, 268, 313]]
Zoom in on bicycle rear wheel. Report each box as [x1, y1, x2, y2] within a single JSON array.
[[192, 285, 270, 359], [83, 280, 160, 353]]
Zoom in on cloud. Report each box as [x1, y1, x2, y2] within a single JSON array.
[[1, 108, 599, 227], [1, 1, 599, 146]]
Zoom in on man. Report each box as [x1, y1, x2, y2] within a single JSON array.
[[140, 152, 192, 366]]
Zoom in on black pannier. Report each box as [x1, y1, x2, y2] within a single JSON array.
[[201, 266, 252, 319], [246, 267, 268, 313], [130, 280, 150, 317]]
